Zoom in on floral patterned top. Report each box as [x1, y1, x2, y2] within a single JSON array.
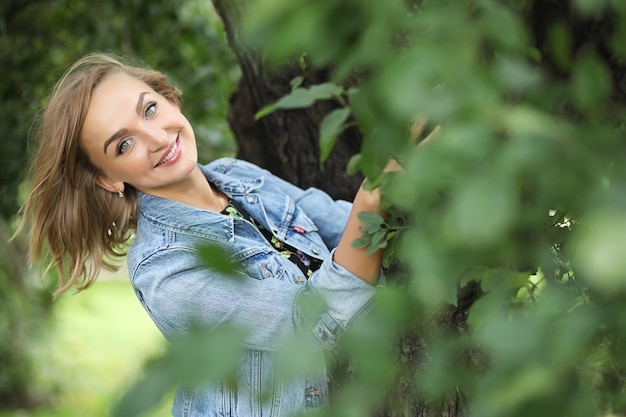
[[222, 199, 323, 278]]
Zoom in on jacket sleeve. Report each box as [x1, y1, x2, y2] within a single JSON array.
[[130, 245, 377, 352]]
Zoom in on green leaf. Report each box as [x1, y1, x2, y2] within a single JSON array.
[[547, 21, 572, 71], [461, 266, 529, 294], [367, 229, 389, 254], [572, 209, 626, 293], [290, 76, 304, 90], [256, 82, 344, 123], [352, 235, 372, 249], [274, 88, 317, 109], [308, 82, 344, 100], [460, 265, 490, 287], [385, 230, 398, 241], [348, 88, 376, 136], [571, 0, 610, 16], [357, 211, 385, 233], [112, 360, 174, 417], [382, 243, 396, 269], [571, 50, 612, 112], [467, 291, 496, 331], [319, 107, 351, 163], [346, 153, 362, 175], [481, 268, 530, 294], [254, 104, 277, 120], [298, 52, 308, 72], [199, 244, 237, 276]]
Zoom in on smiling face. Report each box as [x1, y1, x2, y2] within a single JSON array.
[[80, 72, 198, 198]]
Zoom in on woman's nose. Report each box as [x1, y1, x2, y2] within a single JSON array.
[[144, 127, 169, 151]]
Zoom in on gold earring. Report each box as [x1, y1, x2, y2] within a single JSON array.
[[107, 221, 117, 237], [117, 189, 124, 198]]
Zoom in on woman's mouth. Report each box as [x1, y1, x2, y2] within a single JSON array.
[[156, 136, 181, 167]]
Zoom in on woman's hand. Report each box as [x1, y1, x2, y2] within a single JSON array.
[[334, 118, 441, 285], [384, 117, 441, 173]]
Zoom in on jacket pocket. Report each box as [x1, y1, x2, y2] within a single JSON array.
[[236, 250, 287, 281]]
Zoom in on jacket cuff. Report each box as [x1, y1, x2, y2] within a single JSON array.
[[301, 248, 381, 350]]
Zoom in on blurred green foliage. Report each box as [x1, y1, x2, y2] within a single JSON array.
[[241, 0, 626, 415], [0, 0, 238, 408], [0, 225, 52, 409], [6, 0, 626, 415], [115, 0, 626, 416], [12, 279, 169, 416]]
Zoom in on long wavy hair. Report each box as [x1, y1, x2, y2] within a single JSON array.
[[17, 53, 183, 297]]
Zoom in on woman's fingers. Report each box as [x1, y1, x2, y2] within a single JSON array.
[[417, 124, 442, 148], [409, 116, 428, 142], [383, 118, 442, 173], [409, 115, 441, 147]]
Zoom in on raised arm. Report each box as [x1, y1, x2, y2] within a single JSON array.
[[334, 119, 441, 285], [333, 184, 385, 285]]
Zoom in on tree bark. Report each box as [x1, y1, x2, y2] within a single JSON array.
[[211, 0, 363, 202]]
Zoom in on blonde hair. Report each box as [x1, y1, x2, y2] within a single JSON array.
[[17, 52, 183, 297]]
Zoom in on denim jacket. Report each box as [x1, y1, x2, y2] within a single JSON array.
[[127, 158, 379, 417]]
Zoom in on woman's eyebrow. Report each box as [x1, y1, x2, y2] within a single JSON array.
[[103, 91, 149, 154], [103, 129, 129, 154], [135, 91, 149, 116]]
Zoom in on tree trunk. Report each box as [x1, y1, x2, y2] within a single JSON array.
[[211, 0, 363, 202]]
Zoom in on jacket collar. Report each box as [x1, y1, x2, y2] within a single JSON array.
[[201, 164, 265, 196], [136, 164, 265, 242]]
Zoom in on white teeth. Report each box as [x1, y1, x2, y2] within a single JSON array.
[[158, 140, 178, 166]]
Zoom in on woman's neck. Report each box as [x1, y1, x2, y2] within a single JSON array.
[[146, 166, 229, 212]]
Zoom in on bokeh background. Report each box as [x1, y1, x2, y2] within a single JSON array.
[[1, 1, 238, 415]]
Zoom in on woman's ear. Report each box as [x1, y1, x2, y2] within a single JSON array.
[[95, 175, 124, 194]]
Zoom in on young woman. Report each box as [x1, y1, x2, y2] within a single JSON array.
[[19, 53, 389, 416]]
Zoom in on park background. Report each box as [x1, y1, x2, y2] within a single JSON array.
[[2, 0, 626, 416], [1, 1, 239, 415]]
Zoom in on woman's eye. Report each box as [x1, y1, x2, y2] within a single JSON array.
[[145, 103, 156, 119], [117, 139, 131, 155]]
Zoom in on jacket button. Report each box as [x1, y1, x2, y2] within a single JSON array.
[[246, 196, 254, 202], [312, 247, 320, 255]]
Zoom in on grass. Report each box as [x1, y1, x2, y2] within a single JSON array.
[[1, 273, 173, 417]]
